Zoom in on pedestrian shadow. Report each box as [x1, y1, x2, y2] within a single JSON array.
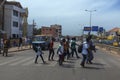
[[68, 58, 79, 61], [64, 60, 75, 63], [95, 48, 98, 50], [3, 54, 15, 57], [40, 62, 49, 65], [83, 66, 104, 70], [61, 64, 74, 68], [92, 62, 104, 66]]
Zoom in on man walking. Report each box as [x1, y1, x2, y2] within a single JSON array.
[[80, 39, 89, 67], [18, 37, 22, 49], [70, 37, 80, 58], [3, 39, 10, 57], [87, 39, 96, 64], [48, 38, 55, 61]]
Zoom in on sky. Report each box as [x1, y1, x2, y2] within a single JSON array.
[[7, 0, 120, 36]]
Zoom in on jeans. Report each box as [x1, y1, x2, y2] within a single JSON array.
[[71, 48, 79, 58], [81, 54, 87, 67], [35, 55, 45, 63], [87, 51, 94, 63], [48, 48, 55, 60]]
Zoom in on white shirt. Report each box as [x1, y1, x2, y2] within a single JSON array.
[[82, 41, 89, 55], [36, 46, 42, 56], [58, 45, 64, 55]]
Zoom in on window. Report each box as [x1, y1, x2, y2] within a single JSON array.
[[13, 21, 18, 27], [13, 10, 18, 17], [12, 34, 19, 38], [12, 34, 16, 38]]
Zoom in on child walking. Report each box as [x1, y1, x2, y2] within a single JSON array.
[[57, 41, 64, 65], [34, 44, 46, 64]]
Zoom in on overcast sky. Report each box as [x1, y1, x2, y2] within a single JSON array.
[[7, 0, 120, 36]]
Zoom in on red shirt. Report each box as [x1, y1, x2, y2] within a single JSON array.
[[49, 41, 54, 49]]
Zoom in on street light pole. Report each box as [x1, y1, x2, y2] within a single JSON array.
[[80, 24, 84, 36], [85, 9, 96, 28], [79, 24, 84, 42]]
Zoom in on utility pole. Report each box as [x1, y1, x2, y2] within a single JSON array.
[[33, 20, 36, 36], [0, 0, 6, 7]]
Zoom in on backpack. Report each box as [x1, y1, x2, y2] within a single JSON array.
[[78, 44, 83, 53], [33, 45, 38, 52], [90, 45, 96, 50]]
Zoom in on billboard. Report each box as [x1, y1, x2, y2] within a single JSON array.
[[92, 26, 98, 31], [99, 27, 104, 32], [84, 27, 91, 31]]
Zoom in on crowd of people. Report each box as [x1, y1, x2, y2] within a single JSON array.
[[0, 34, 96, 68], [33, 35, 96, 68]]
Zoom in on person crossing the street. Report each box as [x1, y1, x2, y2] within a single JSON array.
[[34, 44, 46, 64], [70, 37, 80, 58], [80, 38, 89, 67], [48, 38, 55, 61], [3, 39, 10, 57], [57, 41, 64, 65]]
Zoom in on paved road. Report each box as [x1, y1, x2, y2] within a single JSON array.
[[0, 45, 120, 80]]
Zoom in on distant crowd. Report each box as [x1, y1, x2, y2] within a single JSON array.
[[0, 37, 32, 56]]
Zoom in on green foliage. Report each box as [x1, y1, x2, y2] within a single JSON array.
[[33, 28, 41, 35]]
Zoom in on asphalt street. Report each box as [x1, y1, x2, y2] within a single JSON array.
[[0, 43, 120, 80]]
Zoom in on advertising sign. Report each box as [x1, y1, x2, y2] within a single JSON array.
[[92, 26, 98, 31], [84, 27, 91, 31], [99, 27, 104, 32]]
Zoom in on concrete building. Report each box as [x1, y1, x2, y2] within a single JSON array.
[[41, 26, 57, 37], [0, 0, 6, 31], [41, 24, 62, 39], [4, 1, 27, 38], [50, 24, 62, 37]]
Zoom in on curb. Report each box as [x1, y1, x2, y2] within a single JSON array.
[[8, 47, 32, 53]]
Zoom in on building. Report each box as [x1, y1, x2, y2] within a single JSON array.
[[107, 27, 120, 41], [108, 27, 120, 36], [41, 24, 62, 39], [50, 24, 62, 37], [4, 1, 27, 38], [0, 0, 6, 30], [41, 26, 57, 37]]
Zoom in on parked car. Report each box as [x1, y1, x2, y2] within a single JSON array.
[[32, 35, 51, 50]]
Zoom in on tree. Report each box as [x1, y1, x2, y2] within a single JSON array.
[[33, 28, 41, 35]]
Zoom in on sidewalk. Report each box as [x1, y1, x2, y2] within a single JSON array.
[[8, 46, 32, 53]]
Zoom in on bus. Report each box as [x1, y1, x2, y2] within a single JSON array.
[[32, 35, 51, 50]]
